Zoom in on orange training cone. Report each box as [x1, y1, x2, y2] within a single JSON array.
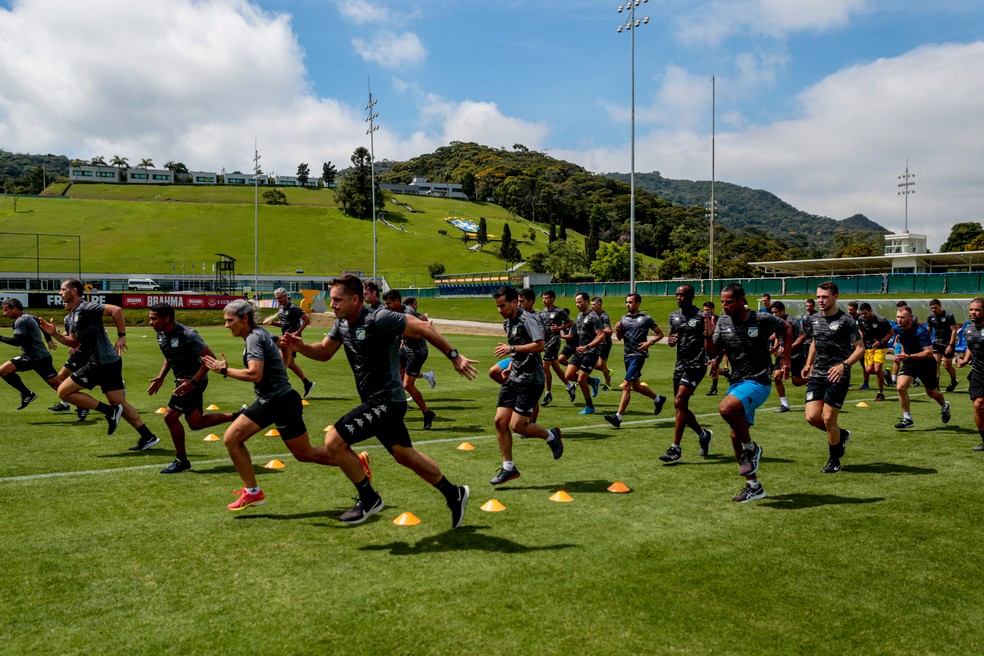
[[393, 512, 421, 526], [608, 481, 631, 493], [324, 424, 334, 432], [265, 428, 280, 437], [302, 399, 310, 406], [205, 403, 220, 410], [550, 490, 574, 503], [203, 433, 220, 441], [155, 407, 167, 414], [481, 499, 506, 512], [456, 442, 475, 451], [264, 459, 286, 469]]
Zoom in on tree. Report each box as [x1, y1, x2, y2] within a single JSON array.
[[322, 161, 337, 187], [500, 222, 520, 263], [110, 155, 129, 170], [90, 155, 106, 166], [460, 171, 476, 199], [137, 158, 154, 169], [476, 217, 489, 250], [335, 147, 382, 219], [590, 242, 638, 281], [838, 242, 878, 258], [965, 233, 984, 251], [545, 239, 586, 282], [940, 222, 984, 252], [558, 218, 568, 241], [262, 189, 287, 205], [163, 161, 188, 174], [297, 162, 310, 185], [427, 262, 446, 277], [585, 209, 602, 263], [548, 221, 556, 243], [527, 251, 549, 273]]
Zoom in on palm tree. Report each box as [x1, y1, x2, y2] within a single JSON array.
[[163, 161, 188, 174], [90, 155, 107, 166], [138, 158, 154, 169], [110, 155, 129, 170]]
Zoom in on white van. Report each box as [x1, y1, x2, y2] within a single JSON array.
[[127, 278, 162, 291]]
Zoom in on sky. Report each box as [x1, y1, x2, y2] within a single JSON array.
[[1, 0, 983, 249]]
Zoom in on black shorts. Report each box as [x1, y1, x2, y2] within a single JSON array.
[[334, 400, 412, 453], [932, 343, 953, 356], [560, 345, 577, 361], [673, 365, 706, 391], [543, 340, 561, 362], [71, 358, 125, 393], [242, 389, 306, 440], [399, 349, 428, 378], [168, 377, 208, 416], [599, 342, 613, 361], [11, 355, 58, 381], [899, 359, 939, 391], [497, 380, 544, 417], [805, 377, 850, 409], [969, 369, 984, 401], [63, 350, 84, 372], [569, 351, 600, 373], [775, 354, 807, 377]]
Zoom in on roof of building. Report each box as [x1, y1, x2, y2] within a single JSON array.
[[750, 251, 984, 276]]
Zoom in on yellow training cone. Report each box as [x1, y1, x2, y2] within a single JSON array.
[[265, 428, 280, 437], [324, 424, 334, 432], [481, 499, 506, 512], [456, 442, 475, 451], [393, 512, 421, 526], [155, 407, 167, 414], [206, 403, 220, 410], [550, 490, 574, 503], [302, 399, 310, 406], [608, 481, 631, 493], [856, 401, 869, 408], [203, 433, 220, 441], [264, 459, 286, 469], [640, 381, 649, 387]]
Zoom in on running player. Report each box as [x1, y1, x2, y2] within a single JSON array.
[[565, 292, 606, 414], [382, 289, 436, 430], [590, 297, 614, 390], [955, 298, 984, 451], [604, 293, 666, 428], [272, 287, 316, 398], [46, 309, 89, 421], [405, 297, 437, 389], [802, 283, 865, 473], [856, 302, 894, 401], [770, 301, 807, 413], [926, 299, 959, 392], [892, 303, 951, 429], [703, 301, 721, 396], [538, 290, 575, 405], [0, 298, 59, 410]]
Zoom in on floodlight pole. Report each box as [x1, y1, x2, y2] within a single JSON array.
[[617, 0, 649, 293], [366, 80, 380, 282], [253, 140, 261, 294], [897, 158, 915, 233], [709, 75, 716, 295]]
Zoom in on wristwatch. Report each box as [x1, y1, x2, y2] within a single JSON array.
[[510, 345, 517, 355], [447, 349, 459, 360], [220, 366, 228, 378]]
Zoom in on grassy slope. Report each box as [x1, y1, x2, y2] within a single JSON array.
[[2, 185, 657, 279]]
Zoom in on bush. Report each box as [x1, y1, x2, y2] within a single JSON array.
[[427, 262, 446, 277], [262, 188, 287, 205]]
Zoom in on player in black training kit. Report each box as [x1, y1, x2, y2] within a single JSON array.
[[801, 282, 865, 473], [857, 302, 894, 401], [605, 293, 667, 428], [565, 292, 606, 414], [273, 287, 315, 398], [283, 275, 477, 528], [538, 290, 576, 405], [382, 289, 437, 430], [769, 301, 808, 413], [956, 298, 984, 451], [590, 297, 614, 390], [1, 298, 59, 410], [927, 298, 959, 392]]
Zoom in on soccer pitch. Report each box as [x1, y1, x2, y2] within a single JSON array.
[[1, 328, 983, 655]]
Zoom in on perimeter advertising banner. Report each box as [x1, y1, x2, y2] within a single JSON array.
[[26, 293, 245, 309]]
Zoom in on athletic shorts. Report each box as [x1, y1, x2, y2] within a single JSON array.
[[569, 351, 600, 373], [725, 380, 771, 426], [543, 340, 561, 362], [168, 377, 208, 416], [805, 377, 850, 409], [242, 389, 306, 440], [63, 350, 84, 372], [334, 400, 412, 453], [599, 341, 613, 361], [969, 369, 984, 400], [71, 358, 125, 393], [560, 345, 577, 361], [864, 349, 887, 366], [774, 354, 806, 377], [624, 355, 647, 382], [497, 380, 544, 417], [932, 343, 953, 357], [11, 355, 58, 381], [399, 349, 428, 378], [673, 365, 706, 391], [899, 359, 939, 391], [495, 357, 512, 371]]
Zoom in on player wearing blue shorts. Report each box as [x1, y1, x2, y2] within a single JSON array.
[[604, 293, 666, 429], [955, 298, 984, 451]]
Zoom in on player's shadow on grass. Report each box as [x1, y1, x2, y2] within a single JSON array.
[[189, 464, 286, 476], [845, 462, 937, 475], [763, 493, 887, 509], [500, 478, 618, 494], [661, 454, 734, 466], [358, 526, 577, 555]]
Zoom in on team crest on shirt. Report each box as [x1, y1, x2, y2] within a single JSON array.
[[688, 318, 698, 327], [511, 324, 519, 337], [170, 338, 180, 348], [748, 327, 759, 338], [355, 327, 366, 341], [830, 322, 840, 331]]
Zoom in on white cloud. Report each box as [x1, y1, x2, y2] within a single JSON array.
[[351, 31, 426, 69], [677, 0, 870, 46], [336, 0, 392, 25]]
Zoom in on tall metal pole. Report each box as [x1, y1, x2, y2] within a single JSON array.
[[897, 158, 915, 233], [366, 80, 380, 282], [253, 140, 261, 293], [617, 1, 648, 293], [709, 75, 716, 294]]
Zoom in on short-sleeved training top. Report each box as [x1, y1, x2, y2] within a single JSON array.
[[668, 306, 707, 369], [243, 326, 292, 403], [962, 321, 984, 374], [574, 310, 604, 355], [329, 306, 408, 404], [620, 311, 659, 358], [400, 305, 428, 355], [12, 313, 50, 361], [712, 310, 787, 386], [800, 311, 817, 349], [503, 307, 545, 385], [776, 315, 806, 358], [803, 309, 861, 377], [278, 301, 306, 334], [926, 310, 958, 347], [537, 306, 570, 350], [893, 322, 933, 355], [857, 313, 894, 349], [71, 301, 121, 365], [597, 310, 613, 348], [157, 322, 209, 381]]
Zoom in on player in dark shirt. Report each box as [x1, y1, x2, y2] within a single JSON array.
[[846, 301, 870, 390], [956, 298, 984, 451], [703, 301, 721, 395], [769, 301, 807, 413], [705, 283, 791, 502], [590, 297, 614, 390], [1, 298, 59, 410], [857, 302, 894, 401], [382, 290, 436, 430], [892, 303, 950, 429], [283, 275, 477, 528], [605, 293, 666, 429], [538, 290, 576, 405], [802, 283, 865, 473], [273, 287, 315, 398], [147, 303, 239, 474], [564, 292, 606, 414], [927, 298, 959, 392]]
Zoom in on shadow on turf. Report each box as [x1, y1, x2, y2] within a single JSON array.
[[358, 526, 577, 555], [498, 478, 619, 494], [762, 493, 887, 509], [843, 462, 937, 476]]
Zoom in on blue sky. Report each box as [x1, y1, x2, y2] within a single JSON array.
[[2, 0, 983, 247]]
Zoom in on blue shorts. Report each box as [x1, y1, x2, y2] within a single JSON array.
[[495, 357, 512, 370], [726, 380, 771, 426]]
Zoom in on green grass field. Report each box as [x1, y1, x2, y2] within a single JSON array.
[[2, 326, 983, 654]]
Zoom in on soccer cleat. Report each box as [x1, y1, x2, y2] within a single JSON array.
[[859, 383, 870, 391], [821, 458, 842, 474], [542, 391, 553, 407], [105, 404, 124, 436], [698, 429, 713, 457], [601, 383, 612, 392], [720, 369, 733, 382], [874, 393, 886, 402], [732, 482, 767, 503], [706, 387, 718, 396], [423, 410, 436, 430], [303, 379, 316, 398], [160, 458, 192, 474], [548, 427, 564, 460], [941, 401, 951, 424], [658, 445, 682, 463], [603, 413, 621, 429], [737, 442, 762, 476], [912, 379, 921, 387], [17, 391, 38, 410], [423, 371, 437, 389], [339, 495, 384, 524], [228, 488, 266, 511], [449, 485, 469, 529], [590, 377, 601, 397], [945, 380, 958, 393], [774, 404, 790, 414], [653, 394, 667, 416], [578, 405, 595, 415], [129, 434, 161, 451], [973, 442, 984, 452], [839, 430, 851, 457], [76, 407, 90, 421], [48, 401, 72, 413], [359, 451, 373, 482], [895, 417, 914, 429], [490, 466, 521, 485], [566, 383, 576, 402]]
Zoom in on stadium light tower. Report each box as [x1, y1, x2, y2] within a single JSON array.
[[366, 80, 380, 282], [709, 75, 716, 294], [617, 0, 649, 292], [897, 158, 915, 233], [252, 140, 261, 294]]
